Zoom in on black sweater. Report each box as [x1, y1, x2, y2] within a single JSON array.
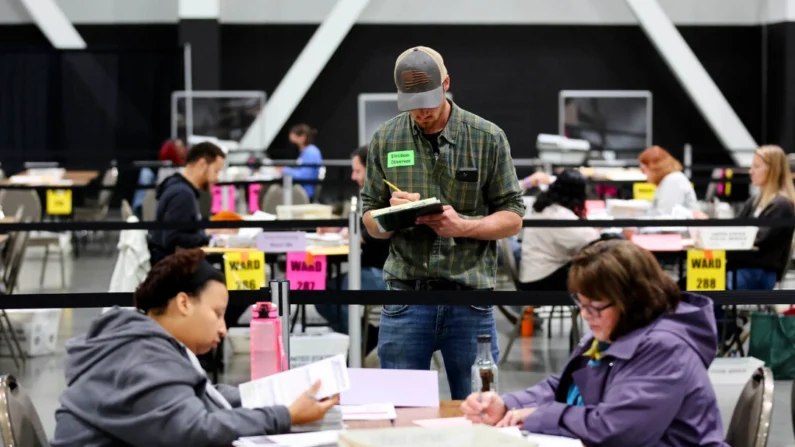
[[728, 194, 795, 279], [147, 174, 211, 266]]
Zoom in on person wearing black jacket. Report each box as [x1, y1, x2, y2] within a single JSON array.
[[728, 145, 795, 289], [148, 142, 226, 266]]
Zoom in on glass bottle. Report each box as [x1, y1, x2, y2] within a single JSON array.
[[471, 334, 498, 394]]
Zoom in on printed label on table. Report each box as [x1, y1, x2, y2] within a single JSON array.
[[224, 251, 266, 291], [632, 182, 656, 201], [387, 150, 415, 168], [257, 232, 307, 253], [46, 189, 72, 215], [248, 184, 262, 214], [286, 252, 327, 290], [686, 250, 726, 291]]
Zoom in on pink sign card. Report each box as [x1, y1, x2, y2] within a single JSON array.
[[285, 252, 327, 290], [631, 233, 683, 252], [248, 184, 262, 214]]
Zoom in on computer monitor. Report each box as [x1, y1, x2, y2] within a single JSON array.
[[171, 90, 266, 148], [558, 90, 652, 160]]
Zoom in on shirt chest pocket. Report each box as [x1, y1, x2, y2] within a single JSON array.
[[441, 167, 483, 215]]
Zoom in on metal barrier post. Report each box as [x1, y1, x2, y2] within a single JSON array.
[[347, 210, 362, 368], [282, 175, 293, 206], [270, 279, 291, 370], [684, 143, 692, 178]]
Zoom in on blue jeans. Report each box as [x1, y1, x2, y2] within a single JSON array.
[[729, 268, 777, 290], [378, 282, 499, 400], [315, 267, 386, 334]]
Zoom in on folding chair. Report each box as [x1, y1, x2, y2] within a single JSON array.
[[0, 375, 49, 447], [725, 367, 774, 447]]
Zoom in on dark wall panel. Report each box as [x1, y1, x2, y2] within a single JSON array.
[[0, 25, 183, 164], [221, 25, 763, 165]]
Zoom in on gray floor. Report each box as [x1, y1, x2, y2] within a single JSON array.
[[3, 242, 795, 446]]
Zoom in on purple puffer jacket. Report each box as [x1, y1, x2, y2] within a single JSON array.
[[502, 292, 729, 447]]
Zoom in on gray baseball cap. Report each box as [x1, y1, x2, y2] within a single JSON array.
[[394, 46, 448, 112]]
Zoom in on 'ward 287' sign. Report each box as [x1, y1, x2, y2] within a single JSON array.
[[286, 252, 327, 291]]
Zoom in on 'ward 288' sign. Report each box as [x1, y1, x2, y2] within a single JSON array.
[[686, 250, 726, 291]]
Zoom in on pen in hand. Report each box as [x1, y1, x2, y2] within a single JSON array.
[[383, 179, 401, 192]]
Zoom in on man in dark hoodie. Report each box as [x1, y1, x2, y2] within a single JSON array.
[[51, 249, 338, 447], [148, 142, 226, 266]]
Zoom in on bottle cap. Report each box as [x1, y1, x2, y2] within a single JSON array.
[[477, 334, 491, 343]]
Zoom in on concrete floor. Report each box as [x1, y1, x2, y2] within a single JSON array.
[[3, 242, 795, 446]]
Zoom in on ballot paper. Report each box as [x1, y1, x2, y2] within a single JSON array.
[[233, 430, 340, 447], [413, 417, 472, 428], [341, 402, 397, 421], [239, 354, 350, 408]]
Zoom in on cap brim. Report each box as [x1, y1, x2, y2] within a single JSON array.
[[397, 86, 444, 112]]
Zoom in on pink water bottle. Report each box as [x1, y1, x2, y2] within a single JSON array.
[[250, 302, 286, 380]]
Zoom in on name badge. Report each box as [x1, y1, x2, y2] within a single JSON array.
[[387, 150, 415, 168]]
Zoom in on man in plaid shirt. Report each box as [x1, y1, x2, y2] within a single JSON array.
[[360, 46, 525, 399]]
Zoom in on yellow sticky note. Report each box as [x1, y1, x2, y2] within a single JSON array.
[[633, 182, 656, 201], [686, 250, 726, 291], [46, 189, 72, 215], [223, 251, 266, 291]]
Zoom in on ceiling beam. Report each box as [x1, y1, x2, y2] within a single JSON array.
[[239, 0, 372, 150], [18, 0, 86, 49], [626, 0, 757, 166]]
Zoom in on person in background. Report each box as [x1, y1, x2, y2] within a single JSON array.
[[51, 249, 338, 447], [361, 46, 525, 400], [638, 146, 698, 215], [519, 171, 553, 191], [132, 139, 187, 219], [277, 124, 322, 200], [518, 169, 599, 290], [147, 142, 226, 267], [315, 145, 387, 355], [461, 241, 728, 447], [728, 144, 795, 289]]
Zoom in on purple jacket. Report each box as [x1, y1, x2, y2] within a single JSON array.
[[502, 293, 728, 447]]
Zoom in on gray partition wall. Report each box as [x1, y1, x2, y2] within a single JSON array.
[[357, 92, 454, 146]]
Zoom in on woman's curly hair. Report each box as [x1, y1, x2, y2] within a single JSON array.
[[134, 248, 223, 315]]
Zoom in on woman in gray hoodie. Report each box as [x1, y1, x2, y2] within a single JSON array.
[[51, 248, 338, 447]]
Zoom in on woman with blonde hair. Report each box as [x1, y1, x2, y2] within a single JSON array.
[[638, 146, 698, 215], [728, 145, 795, 289]]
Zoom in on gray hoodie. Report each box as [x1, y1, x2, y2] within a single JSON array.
[[51, 307, 292, 447]]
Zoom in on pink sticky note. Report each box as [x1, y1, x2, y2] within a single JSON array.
[[285, 252, 327, 290], [248, 184, 262, 214], [414, 417, 472, 428], [585, 200, 606, 213], [631, 234, 683, 252], [341, 368, 440, 407], [210, 186, 223, 214]]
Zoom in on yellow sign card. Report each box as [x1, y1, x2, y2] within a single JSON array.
[[46, 189, 72, 215], [686, 250, 726, 291], [224, 251, 266, 291], [632, 182, 656, 201]]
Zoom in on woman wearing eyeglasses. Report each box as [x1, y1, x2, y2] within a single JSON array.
[[461, 240, 727, 447]]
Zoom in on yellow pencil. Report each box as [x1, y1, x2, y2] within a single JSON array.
[[383, 179, 402, 192]]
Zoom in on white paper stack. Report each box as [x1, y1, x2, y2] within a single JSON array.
[[292, 406, 344, 433], [239, 354, 350, 432]]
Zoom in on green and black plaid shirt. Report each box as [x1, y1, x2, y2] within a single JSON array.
[[361, 102, 525, 289]]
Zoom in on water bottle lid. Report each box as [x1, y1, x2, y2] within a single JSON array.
[[477, 334, 491, 343]]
